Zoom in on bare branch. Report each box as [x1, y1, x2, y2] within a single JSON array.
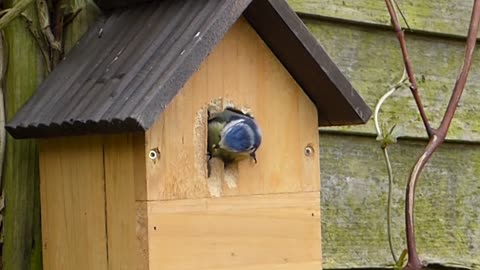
[[385, 0, 433, 138], [438, 0, 480, 135], [393, 0, 411, 30], [404, 137, 441, 269], [385, 1, 480, 269]]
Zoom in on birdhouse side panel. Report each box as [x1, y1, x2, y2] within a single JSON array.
[[39, 134, 149, 270], [39, 136, 108, 270], [144, 17, 320, 201]]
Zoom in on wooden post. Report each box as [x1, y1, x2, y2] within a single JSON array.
[[3, 1, 43, 269], [2, 0, 100, 269]]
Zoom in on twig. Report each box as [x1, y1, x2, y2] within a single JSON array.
[[393, 0, 411, 30], [52, 1, 65, 66], [385, 0, 433, 138], [0, 0, 34, 30], [404, 1, 480, 269], [37, 0, 61, 52], [384, 0, 480, 269], [438, 0, 480, 134], [20, 13, 52, 73]]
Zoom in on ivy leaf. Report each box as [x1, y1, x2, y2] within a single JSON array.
[[377, 123, 403, 148]]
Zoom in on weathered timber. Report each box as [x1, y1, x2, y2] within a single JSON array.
[[289, 0, 476, 38], [62, 0, 101, 52], [2, 0, 100, 269], [319, 133, 480, 269], [2, 1, 43, 269], [302, 19, 480, 142]]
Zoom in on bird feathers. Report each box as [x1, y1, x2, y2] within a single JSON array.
[[207, 107, 262, 165]]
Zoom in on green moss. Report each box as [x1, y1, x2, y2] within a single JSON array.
[[288, 0, 473, 37], [2, 2, 43, 269], [319, 134, 480, 268], [2, 1, 100, 269], [63, 0, 101, 52], [302, 19, 480, 142]]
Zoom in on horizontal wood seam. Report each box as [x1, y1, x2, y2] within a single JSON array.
[[297, 12, 479, 42]]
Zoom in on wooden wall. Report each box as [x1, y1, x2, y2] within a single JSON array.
[[287, 0, 480, 268]]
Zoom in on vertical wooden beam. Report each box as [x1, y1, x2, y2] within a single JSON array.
[[2, 1, 43, 269], [39, 136, 108, 270], [104, 134, 149, 270], [3, 1, 100, 269]]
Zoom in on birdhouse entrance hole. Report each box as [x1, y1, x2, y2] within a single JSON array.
[[196, 98, 256, 197]]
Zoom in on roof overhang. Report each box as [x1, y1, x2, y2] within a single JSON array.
[[6, 0, 371, 139]]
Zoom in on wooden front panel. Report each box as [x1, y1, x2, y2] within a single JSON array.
[[145, 17, 321, 201], [39, 134, 148, 270], [148, 192, 321, 270], [144, 16, 322, 270]]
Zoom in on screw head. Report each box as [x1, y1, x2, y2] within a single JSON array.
[[304, 145, 314, 157], [149, 148, 160, 160]]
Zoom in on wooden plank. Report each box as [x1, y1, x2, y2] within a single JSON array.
[[289, 0, 477, 38], [147, 192, 321, 270], [3, 1, 99, 268], [145, 17, 320, 200], [2, 1, 43, 269], [198, 262, 323, 270], [63, 0, 101, 52], [104, 134, 148, 270], [39, 136, 108, 270], [318, 133, 480, 268], [302, 19, 480, 142], [136, 202, 150, 270]]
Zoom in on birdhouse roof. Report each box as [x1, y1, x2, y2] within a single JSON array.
[[6, 0, 371, 139]]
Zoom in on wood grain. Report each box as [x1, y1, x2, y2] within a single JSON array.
[[39, 136, 108, 270], [302, 18, 480, 142], [104, 134, 148, 270], [289, 0, 477, 38], [147, 192, 321, 270], [2, 2, 43, 269], [319, 133, 480, 268], [145, 17, 320, 200], [39, 134, 148, 270]]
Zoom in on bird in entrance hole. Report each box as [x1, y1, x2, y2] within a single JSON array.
[[207, 107, 262, 170]]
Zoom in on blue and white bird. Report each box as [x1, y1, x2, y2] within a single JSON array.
[[207, 107, 262, 166]]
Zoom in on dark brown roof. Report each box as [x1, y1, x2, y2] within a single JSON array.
[[6, 0, 371, 139]]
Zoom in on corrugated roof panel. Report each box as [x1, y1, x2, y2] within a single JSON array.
[[6, 0, 371, 138], [7, 0, 252, 138]]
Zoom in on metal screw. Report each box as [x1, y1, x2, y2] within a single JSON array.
[[304, 145, 314, 157], [149, 148, 160, 160]]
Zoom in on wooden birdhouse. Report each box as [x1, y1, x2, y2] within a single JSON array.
[[6, 0, 371, 269]]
